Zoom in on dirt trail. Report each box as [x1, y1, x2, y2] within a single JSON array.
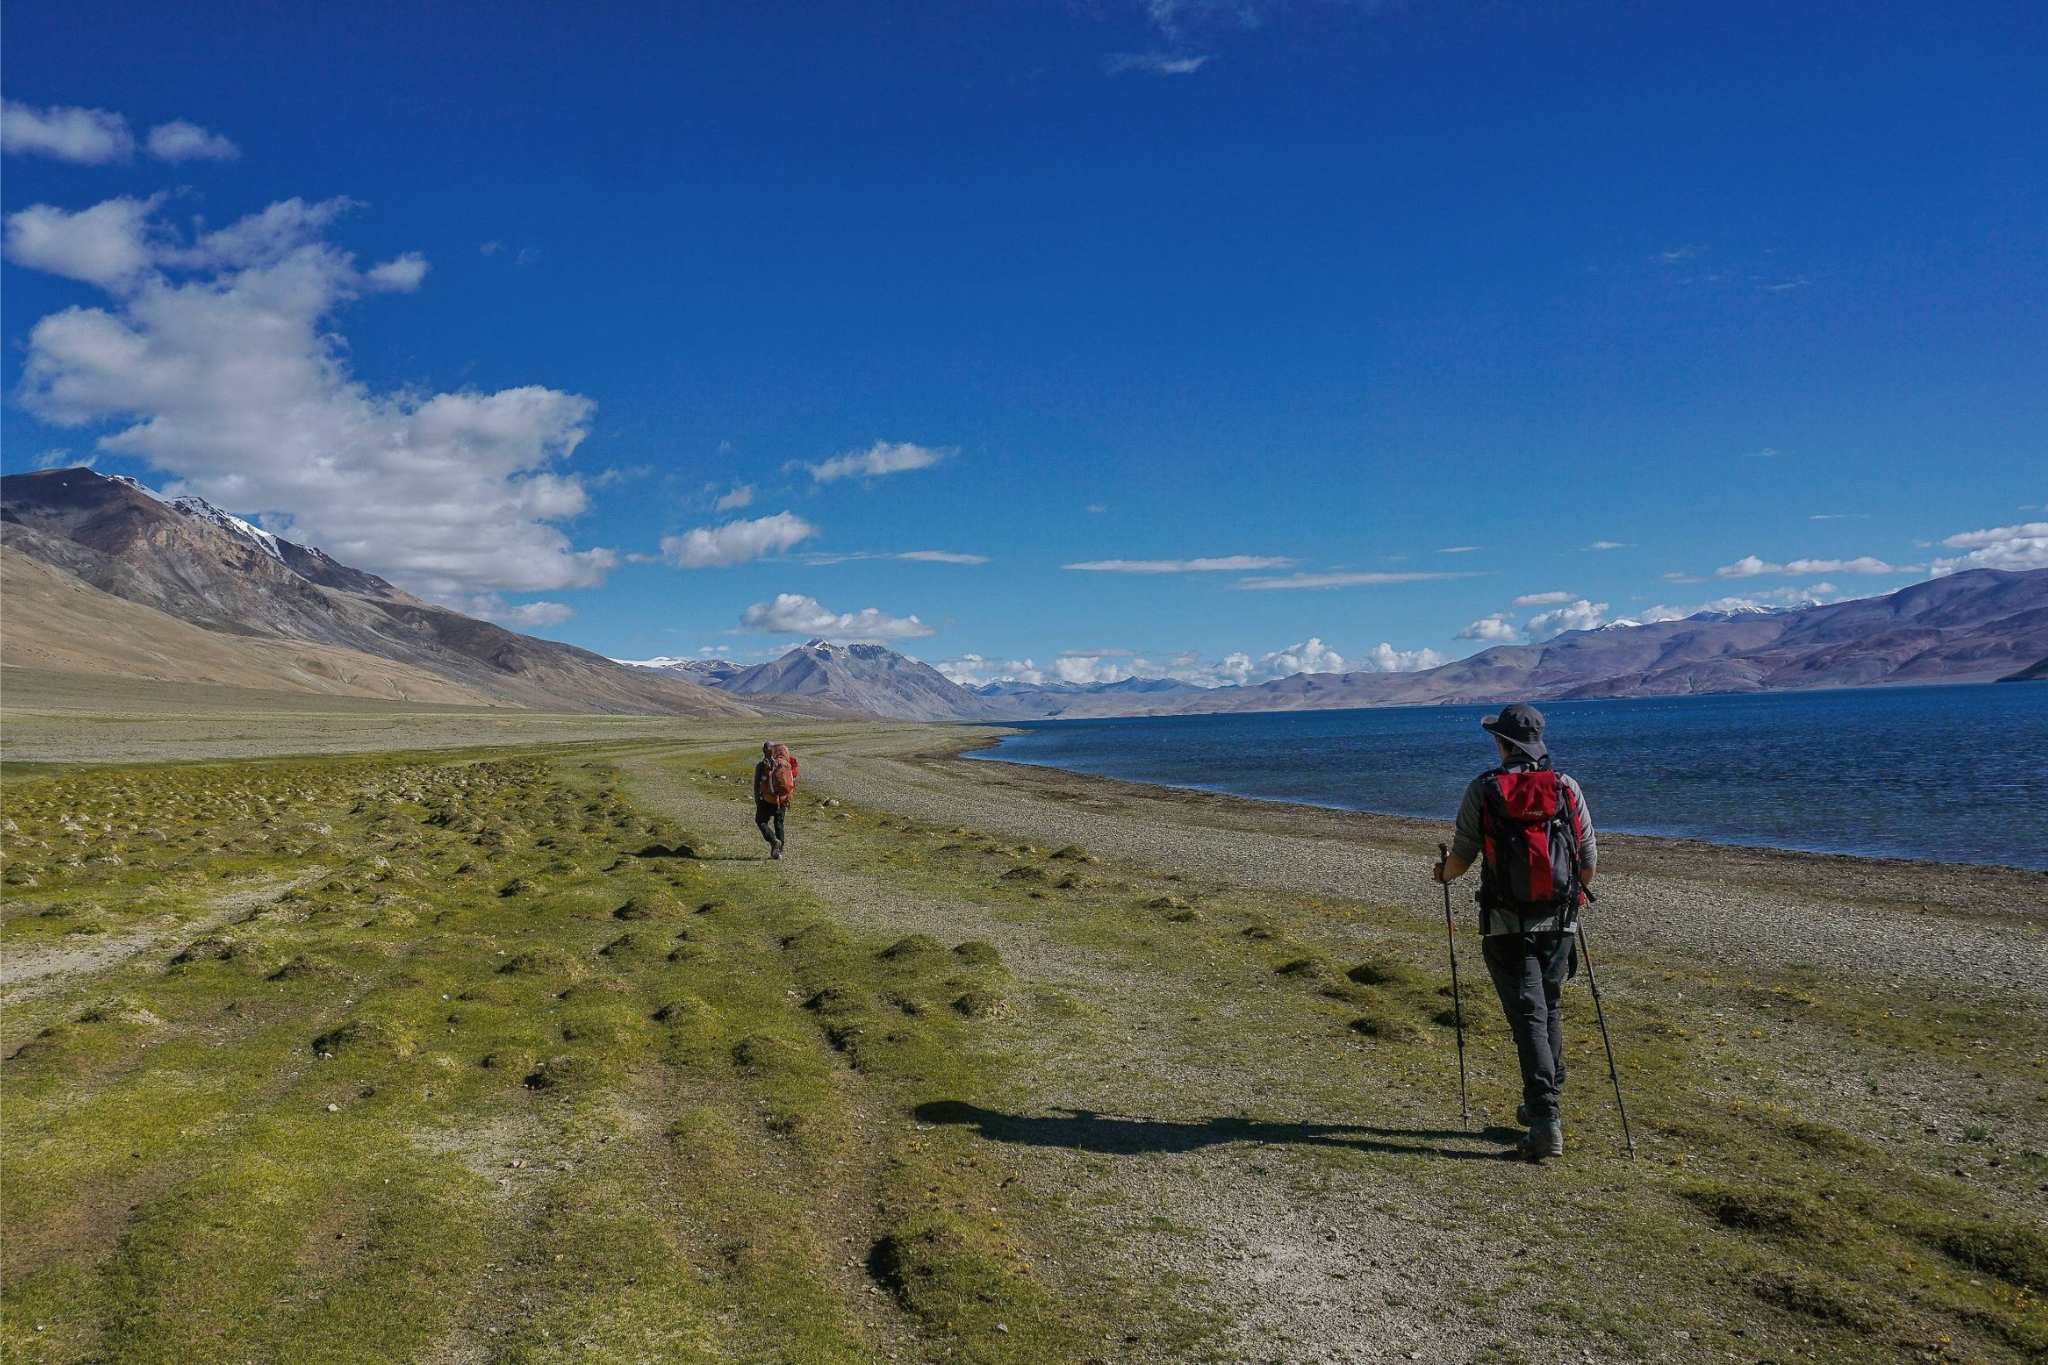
[[792, 728, 2048, 1009], [619, 752, 1527, 1365]]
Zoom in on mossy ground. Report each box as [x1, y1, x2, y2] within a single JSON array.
[[1, 746, 1204, 1363], [3, 737, 2043, 1363]]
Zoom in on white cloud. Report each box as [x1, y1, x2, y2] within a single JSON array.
[[1714, 554, 1912, 579], [802, 549, 990, 566], [12, 194, 615, 600], [896, 549, 990, 564], [712, 482, 755, 512], [737, 593, 932, 640], [3, 196, 162, 288], [1053, 653, 1135, 684], [1260, 637, 1348, 676], [1085, 503, 1107, 514], [1437, 545, 1481, 554], [1929, 521, 2048, 575], [1527, 599, 1609, 638], [4, 197, 370, 292], [955, 631, 1444, 691], [145, 120, 239, 162], [1066, 555, 1292, 573], [31, 448, 86, 470], [1584, 540, 1629, 551], [1808, 513, 1866, 521], [1, 100, 133, 163], [363, 253, 429, 291], [463, 596, 574, 628], [806, 440, 949, 483], [1458, 613, 1522, 643], [176, 197, 355, 270], [1106, 51, 1212, 75], [1360, 642, 1447, 673], [1512, 591, 1572, 607], [935, 654, 1045, 687], [661, 511, 817, 568], [1234, 570, 1479, 590], [1638, 584, 1844, 623]]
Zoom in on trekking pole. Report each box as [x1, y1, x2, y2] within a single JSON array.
[[1438, 844, 1471, 1128], [1573, 919, 1637, 1160]]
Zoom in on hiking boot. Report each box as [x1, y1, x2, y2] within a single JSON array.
[[1519, 1118, 1564, 1161]]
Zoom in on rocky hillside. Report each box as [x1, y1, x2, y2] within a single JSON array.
[[1, 467, 752, 717]]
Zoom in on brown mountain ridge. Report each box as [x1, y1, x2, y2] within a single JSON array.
[[1, 467, 751, 718]]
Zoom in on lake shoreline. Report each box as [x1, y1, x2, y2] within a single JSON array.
[[884, 726, 2045, 927], [957, 682, 2048, 872]]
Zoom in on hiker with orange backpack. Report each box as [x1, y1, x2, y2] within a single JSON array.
[[1432, 703, 1597, 1161], [754, 742, 799, 860]]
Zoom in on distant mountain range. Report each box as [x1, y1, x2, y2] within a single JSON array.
[[8, 466, 2041, 724], [622, 643, 1223, 721], [1, 467, 751, 717], [625, 570, 2047, 721], [625, 640, 985, 721]]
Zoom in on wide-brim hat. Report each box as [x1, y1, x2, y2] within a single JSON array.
[[1481, 702, 1548, 762]]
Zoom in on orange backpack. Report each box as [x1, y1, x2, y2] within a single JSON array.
[[756, 752, 797, 803]]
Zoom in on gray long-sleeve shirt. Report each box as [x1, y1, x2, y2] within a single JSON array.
[[1450, 766, 1596, 935]]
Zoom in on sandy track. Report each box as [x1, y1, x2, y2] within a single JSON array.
[[622, 750, 1572, 1365], [789, 727, 2048, 1011]]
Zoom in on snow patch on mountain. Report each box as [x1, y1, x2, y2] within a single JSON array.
[[168, 495, 285, 562], [106, 474, 285, 563]]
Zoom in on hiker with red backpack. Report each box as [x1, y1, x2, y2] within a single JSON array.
[[754, 741, 799, 860], [1432, 703, 1598, 1161]]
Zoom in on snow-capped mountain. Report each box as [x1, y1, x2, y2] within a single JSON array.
[[625, 639, 992, 720], [622, 656, 746, 683], [109, 475, 287, 563]]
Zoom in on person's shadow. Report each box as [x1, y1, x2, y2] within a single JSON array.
[[915, 1100, 1523, 1161]]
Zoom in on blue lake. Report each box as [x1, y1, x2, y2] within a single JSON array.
[[969, 684, 2048, 870]]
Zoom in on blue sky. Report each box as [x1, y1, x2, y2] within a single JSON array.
[[4, 1, 2044, 687]]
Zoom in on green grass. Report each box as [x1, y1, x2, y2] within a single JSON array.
[[2, 748, 1211, 1363], [6, 739, 2043, 1362]]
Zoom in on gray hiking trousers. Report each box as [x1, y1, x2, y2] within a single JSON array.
[[1482, 931, 1572, 1122]]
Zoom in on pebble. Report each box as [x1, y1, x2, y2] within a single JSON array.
[[325, 1103, 340, 1112]]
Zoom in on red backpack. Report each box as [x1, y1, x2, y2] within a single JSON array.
[[1478, 768, 1583, 915]]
